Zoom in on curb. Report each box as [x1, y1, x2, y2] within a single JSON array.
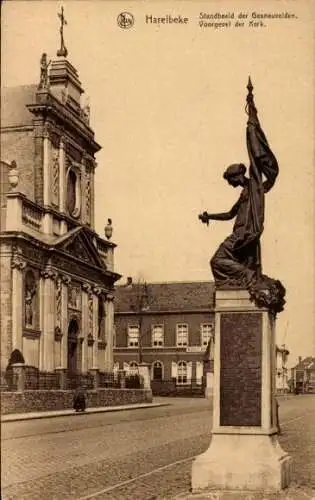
[[1, 402, 170, 423]]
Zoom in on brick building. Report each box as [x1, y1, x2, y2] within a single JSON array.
[[114, 280, 215, 390], [1, 49, 120, 383], [291, 356, 315, 394]]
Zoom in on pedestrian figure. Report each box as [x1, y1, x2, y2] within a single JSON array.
[[73, 386, 86, 412]]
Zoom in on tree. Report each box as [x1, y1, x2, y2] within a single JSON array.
[[128, 278, 155, 364]]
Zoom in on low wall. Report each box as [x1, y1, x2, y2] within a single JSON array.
[[1, 388, 153, 415]]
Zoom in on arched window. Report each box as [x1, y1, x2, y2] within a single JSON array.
[[177, 361, 188, 385], [24, 269, 37, 328], [152, 361, 163, 380]]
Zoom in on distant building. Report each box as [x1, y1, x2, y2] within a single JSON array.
[[114, 279, 215, 392], [275, 344, 290, 393], [291, 356, 315, 394], [1, 49, 120, 382]]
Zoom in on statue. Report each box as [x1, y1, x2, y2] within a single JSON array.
[[38, 53, 51, 90], [25, 288, 35, 327], [199, 78, 285, 314], [57, 6, 68, 57]]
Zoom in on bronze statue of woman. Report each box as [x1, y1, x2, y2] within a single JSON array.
[[199, 78, 285, 313]]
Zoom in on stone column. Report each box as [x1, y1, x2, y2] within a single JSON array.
[[81, 155, 86, 225], [60, 276, 70, 369], [41, 266, 57, 372], [42, 131, 53, 234], [59, 137, 67, 235], [192, 289, 291, 494], [39, 275, 45, 370], [81, 283, 91, 373], [90, 166, 95, 228], [104, 293, 115, 371], [11, 254, 25, 353], [92, 291, 99, 369]]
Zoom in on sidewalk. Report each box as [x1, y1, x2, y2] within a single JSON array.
[[172, 487, 315, 499], [1, 401, 169, 423]]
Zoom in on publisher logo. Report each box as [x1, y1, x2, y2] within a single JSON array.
[[117, 12, 134, 29]]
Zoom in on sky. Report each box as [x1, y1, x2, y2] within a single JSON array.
[[2, 0, 315, 366]]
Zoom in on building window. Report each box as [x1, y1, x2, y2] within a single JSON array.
[[152, 361, 163, 380], [177, 361, 188, 385], [127, 325, 139, 347], [176, 323, 188, 346], [152, 324, 164, 347], [201, 323, 214, 346]]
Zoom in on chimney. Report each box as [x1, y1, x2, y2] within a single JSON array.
[[298, 356, 302, 363], [126, 277, 133, 286]]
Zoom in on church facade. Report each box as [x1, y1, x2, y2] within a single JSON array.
[[1, 52, 120, 381]]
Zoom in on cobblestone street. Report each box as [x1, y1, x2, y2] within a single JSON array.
[[2, 396, 315, 499]]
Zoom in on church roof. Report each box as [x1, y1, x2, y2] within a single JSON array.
[[115, 281, 215, 313], [1, 85, 37, 128]]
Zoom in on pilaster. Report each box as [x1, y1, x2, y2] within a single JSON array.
[[11, 254, 25, 353], [92, 290, 99, 369], [60, 275, 70, 368], [41, 266, 57, 371], [81, 283, 91, 373], [59, 137, 67, 235], [104, 293, 114, 371]]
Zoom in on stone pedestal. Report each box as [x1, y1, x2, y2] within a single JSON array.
[[89, 368, 99, 389], [192, 289, 291, 493], [119, 370, 126, 389], [11, 363, 25, 392], [55, 367, 67, 390]]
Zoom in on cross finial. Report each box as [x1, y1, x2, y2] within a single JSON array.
[[57, 6, 68, 57]]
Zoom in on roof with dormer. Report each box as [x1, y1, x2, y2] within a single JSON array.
[[114, 281, 215, 313]]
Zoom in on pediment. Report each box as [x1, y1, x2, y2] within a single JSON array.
[[53, 227, 105, 269]]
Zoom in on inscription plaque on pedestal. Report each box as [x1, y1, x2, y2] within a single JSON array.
[[220, 312, 262, 426]]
